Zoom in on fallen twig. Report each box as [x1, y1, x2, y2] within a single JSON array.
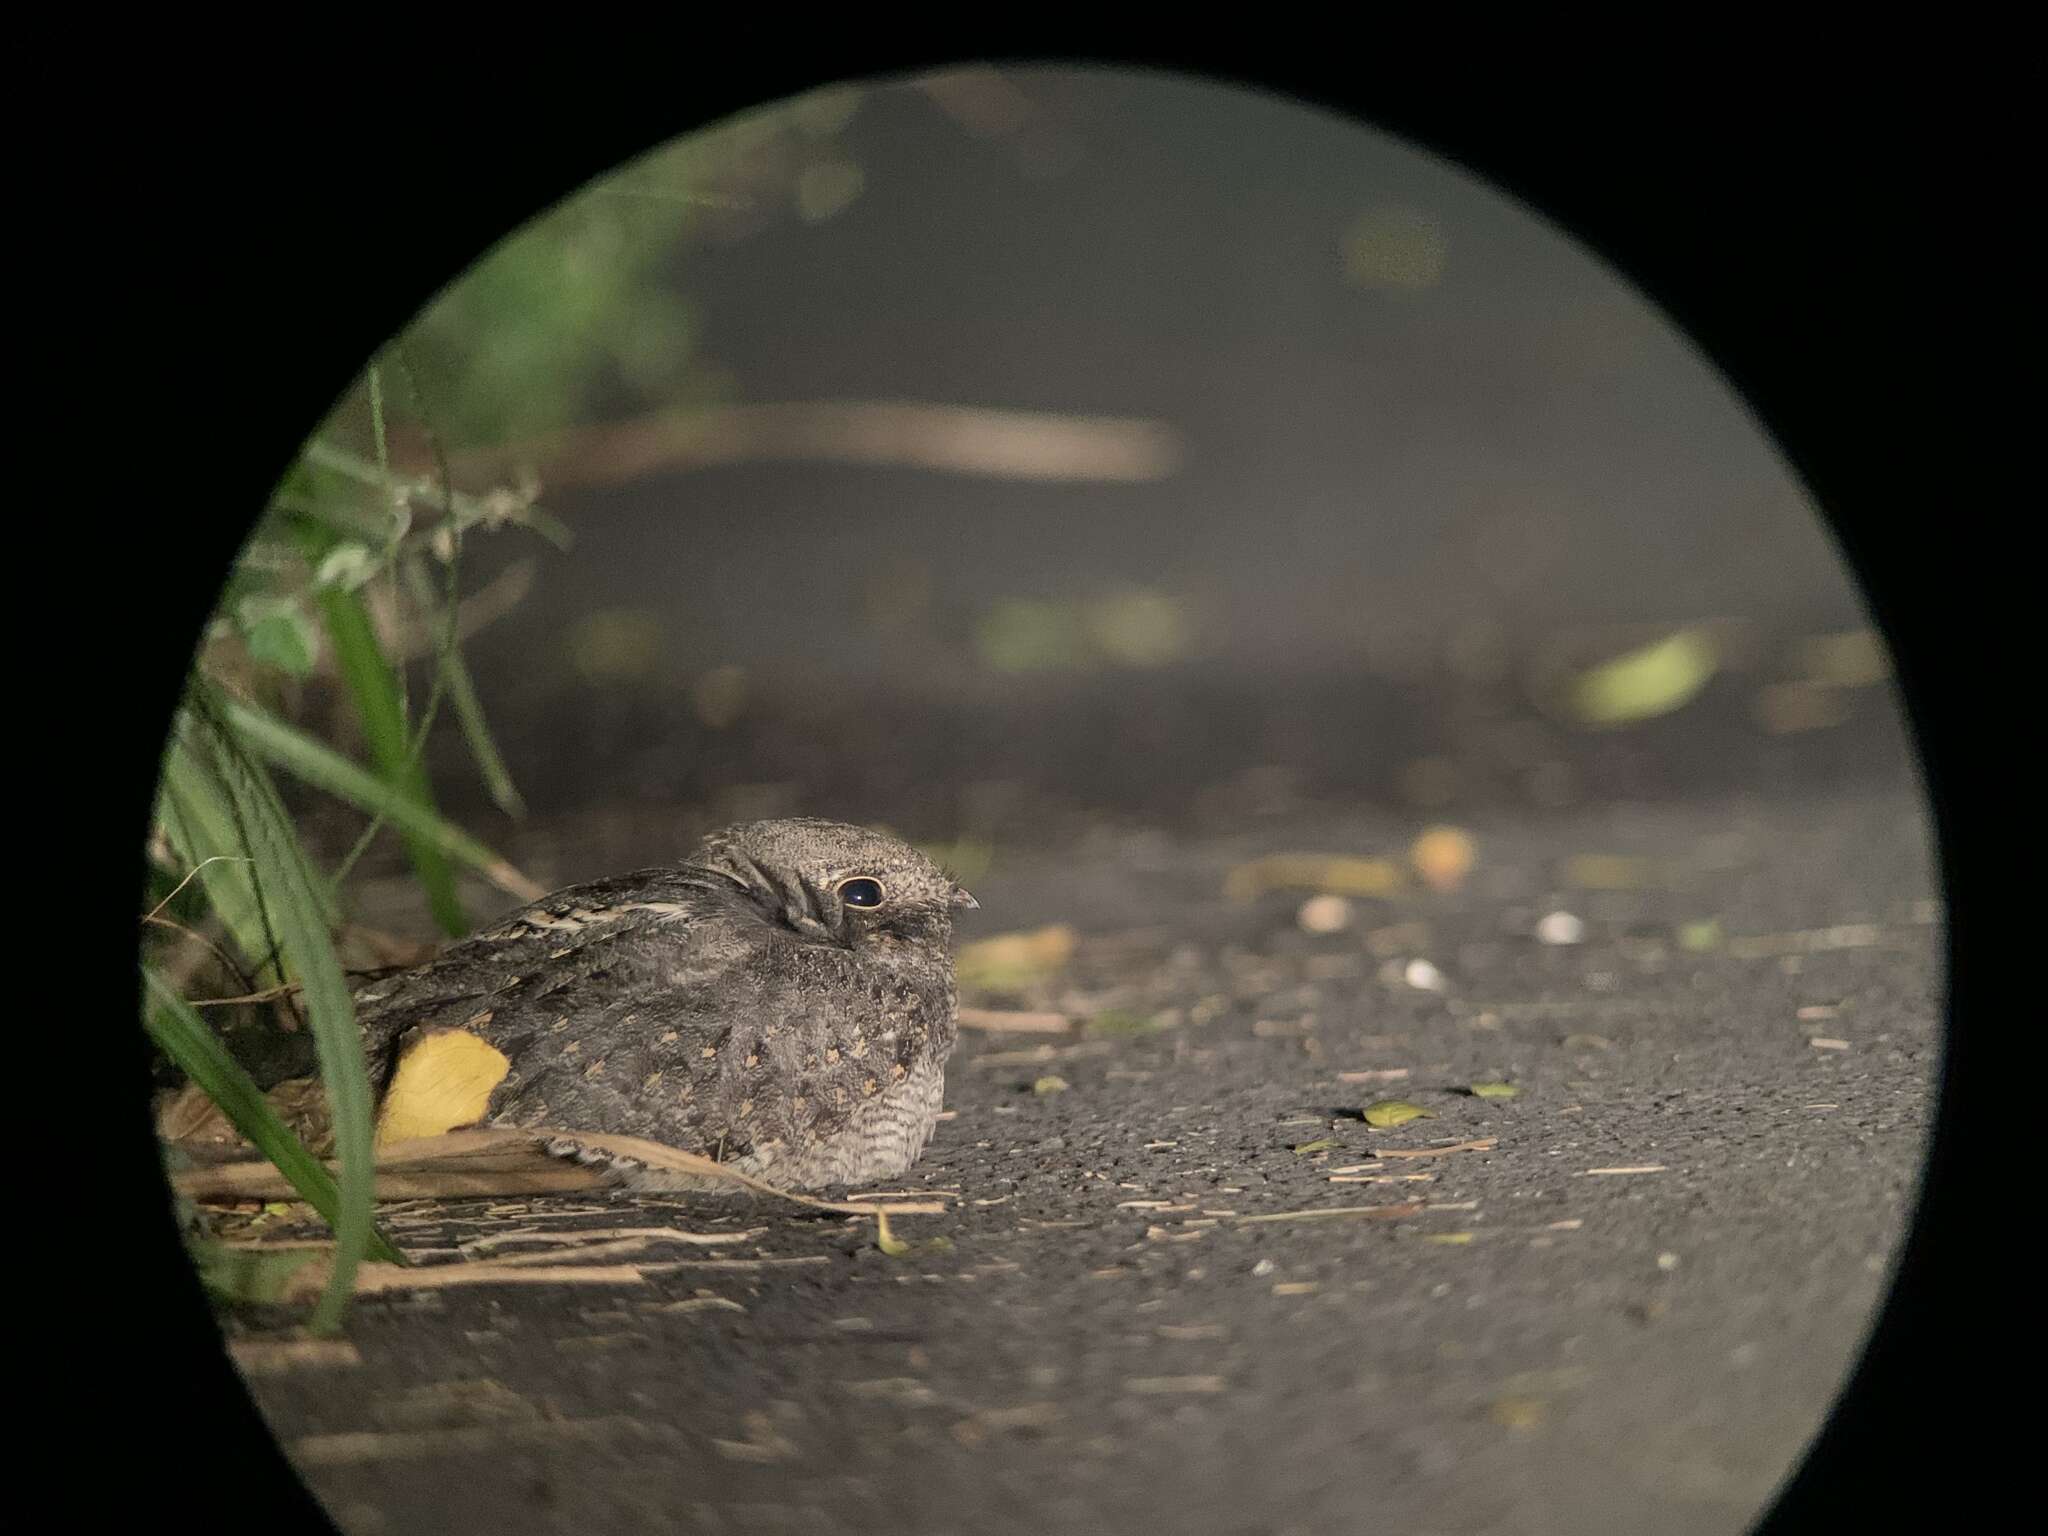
[[436, 400, 1184, 490], [293, 1415, 684, 1468], [1233, 1201, 1425, 1225], [171, 1126, 945, 1216], [268, 1257, 654, 1300], [461, 1226, 763, 1255], [1576, 1165, 1667, 1176], [1371, 1138, 1497, 1160], [957, 1008, 1074, 1034]]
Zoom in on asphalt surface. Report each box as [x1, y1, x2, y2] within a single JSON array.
[[212, 774, 1939, 1536]]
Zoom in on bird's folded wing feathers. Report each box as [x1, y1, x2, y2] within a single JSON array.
[[353, 867, 739, 1060]]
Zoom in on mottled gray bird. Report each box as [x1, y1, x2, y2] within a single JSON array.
[[354, 819, 977, 1190]]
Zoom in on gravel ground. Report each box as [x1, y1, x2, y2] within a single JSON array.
[[211, 783, 1940, 1536]]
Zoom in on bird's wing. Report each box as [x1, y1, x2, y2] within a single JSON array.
[[353, 867, 747, 1071]]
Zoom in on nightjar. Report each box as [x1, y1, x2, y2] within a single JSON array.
[[353, 818, 977, 1190]]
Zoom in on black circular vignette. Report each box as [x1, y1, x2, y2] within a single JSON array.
[[73, 41, 2004, 1536]]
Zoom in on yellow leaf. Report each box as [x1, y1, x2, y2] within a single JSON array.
[[1564, 854, 1653, 890], [1086, 1011, 1164, 1036], [1676, 919, 1723, 952], [1568, 628, 1717, 726], [976, 600, 1089, 674], [1469, 1082, 1518, 1100], [1342, 204, 1448, 290], [1083, 589, 1191, 667], [1410, 826, 1477, 892], [566, 609, 664, 684], [1032, 1075, 1071, 1096], [875, 1209, 911, 1257], [916, 837, 994, 886], [1362, 1099, 1433, 1128], [1490, 1395, 1547, 1429], [375, 1028, 511, 1149], [1225, 854, 1404, 902], [956, 925, 1077, 993]]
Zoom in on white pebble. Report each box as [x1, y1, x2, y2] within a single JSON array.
[[1536, 910, 1585, 945], [1252, 1258, 1277, 1277], [1656, 1251, 1680, 1272], [1297, 894, 1355, 934], [1403, 958, 1447, 992]]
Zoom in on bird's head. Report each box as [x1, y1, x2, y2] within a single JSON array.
[[689, 817, 978, 955]]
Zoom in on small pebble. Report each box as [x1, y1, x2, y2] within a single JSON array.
[[1536, 910, 1585, 945], [1297, 894, 1355, 934], [1251, 1258, 1277, 1277], [1410, 826, 1477, 892], [1403, 958, 1447, 992]]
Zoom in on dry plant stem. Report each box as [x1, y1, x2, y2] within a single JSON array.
[[440, 400, 1185, 491], [1371, 1138, 1498, 1160], [172, 1126, 948, 1216], [144, 855, 253, 924], [1233, 1201, 1426, 1225], [143, 913, 299, 1033], [956, 1009, 1074, 1033]]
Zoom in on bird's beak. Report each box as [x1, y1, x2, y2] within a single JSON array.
[[950, 885, 980, 911]]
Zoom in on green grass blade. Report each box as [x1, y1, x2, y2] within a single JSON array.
[[303, 561, 468, 935], [190, 716, 385, 1330], [156, 738, 283, 985], [220, 695, 541, 902], [236, 718, 342, 932], [402, 556, 526, 819], [143, 971, 403, 1268]]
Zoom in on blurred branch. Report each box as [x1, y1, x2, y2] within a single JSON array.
[[437, 401, 1186, 491], [918, 67, 1036, 138]]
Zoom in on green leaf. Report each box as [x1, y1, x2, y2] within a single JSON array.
[[181, 711, 389, 1329], [1292, 1138, 1340, 1155], [1676, 918, 1724, 952], [235, 597, 321, 677], [1469, 1082, 1519, 1100], [156, 738, 281, 985], [300, 549, 467, 936], [1568, 628, 1719, 727], [1362, 1099, 1434, 1128], [167, 700, 339, 937], [1085, 1010, 1164, 1037], [220, 695, 533, 901], [976, 600, 1091, 674], [144, 972, 402, 1270]]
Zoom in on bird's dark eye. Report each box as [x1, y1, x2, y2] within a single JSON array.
[[837, 877, 886, 909]]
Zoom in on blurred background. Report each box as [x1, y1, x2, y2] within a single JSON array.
[[262, 67, 1912, 921]]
